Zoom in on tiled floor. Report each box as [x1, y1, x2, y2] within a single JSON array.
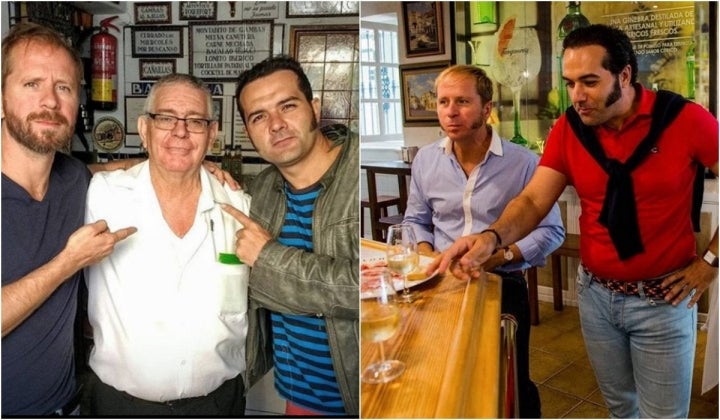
[[530, 301, 719, 418]]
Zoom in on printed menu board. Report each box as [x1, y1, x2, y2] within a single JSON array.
[[190, 21, 273, 81]]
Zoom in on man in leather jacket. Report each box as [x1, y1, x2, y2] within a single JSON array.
[[223, 56, 359, 416]]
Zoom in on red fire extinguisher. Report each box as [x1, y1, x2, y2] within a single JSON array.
[[91, 16, 119, 111]]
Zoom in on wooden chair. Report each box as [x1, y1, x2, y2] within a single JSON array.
[[527, 233, 580, 325], [378, 214, 405, 241], [361, 195, 402, 239], [362, 161, 411, 241]]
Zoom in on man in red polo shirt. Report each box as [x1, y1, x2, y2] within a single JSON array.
[[431, 24, 718, 418]]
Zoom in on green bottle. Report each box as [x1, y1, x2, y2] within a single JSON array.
[[557, 2, 590, 112], [686, 40, 695, 99], [470, 2, 496, 34], [472, 2, 495, 24]]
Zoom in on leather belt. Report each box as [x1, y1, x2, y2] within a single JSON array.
[[117, 373, 242, 407], [582, 265, 669, 300]]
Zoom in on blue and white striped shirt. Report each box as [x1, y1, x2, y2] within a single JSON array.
[[271, 183, 345, 414]]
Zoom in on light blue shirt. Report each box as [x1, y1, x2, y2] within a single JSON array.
[[403, 129, 565, 271]]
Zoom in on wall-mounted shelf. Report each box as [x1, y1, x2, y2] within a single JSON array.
[[73, 1, 126, 15]]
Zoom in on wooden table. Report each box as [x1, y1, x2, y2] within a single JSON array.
[[360, 239, 502, 418], [361, 161, 412, 241]]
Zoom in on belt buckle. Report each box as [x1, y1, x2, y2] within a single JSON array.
[[55, 388, 81, 416], [54, 403, 78, 416], [619, 281, 629, 294], [613, 280, 623, 294]]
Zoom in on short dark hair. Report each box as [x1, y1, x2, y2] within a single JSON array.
[[563, 24, 638, 84], [2, 22, 84, 89], [234, 55, 314, 124]]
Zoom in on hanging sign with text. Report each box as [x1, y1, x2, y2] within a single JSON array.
[[134, 2, 172, 25], [131, 26, 184, 58], [189, 21, 273, 82], [604, 6, 694, 58], [179, 1, 217, 21], [558, 2, 698, 99], [139, 59, 176, 80], [241, 2, 280, 19]]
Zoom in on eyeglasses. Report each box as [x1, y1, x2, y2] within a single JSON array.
[[146, 113, 213, 133]]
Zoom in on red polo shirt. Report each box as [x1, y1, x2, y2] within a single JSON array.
[[540, 86, 718, 281]]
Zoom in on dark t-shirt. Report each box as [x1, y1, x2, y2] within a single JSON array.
[[2, 153, 91, 415]]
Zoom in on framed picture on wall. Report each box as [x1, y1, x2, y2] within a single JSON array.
[[179, 2, 217, 21], [289, 25, 359, 129], [130, 26, 184, 58], [134, 2, 172, 25], [400, 61, 449, 125], [139, 59, 175, 80], [286, 1, 358, 18], [402, 2, 445, 58], [189, 21, 273, 82], [124, 96, 146, 135]]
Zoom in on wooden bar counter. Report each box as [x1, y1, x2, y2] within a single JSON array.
[[361, 239, 502, 418]]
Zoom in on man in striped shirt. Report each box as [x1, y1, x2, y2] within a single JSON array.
[[224, 56, 359, 416]]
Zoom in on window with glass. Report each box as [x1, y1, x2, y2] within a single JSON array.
[[290, 25, 359, 132], [360, 20, 403, 142]]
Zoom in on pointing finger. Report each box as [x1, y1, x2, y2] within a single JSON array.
[[221, 204, 253, 226], [111, 227, 138, 242]]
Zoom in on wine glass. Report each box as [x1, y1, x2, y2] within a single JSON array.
[[361, 267, 405, 384], [386, 224, 420, 303], [491, 21, 542, 146]]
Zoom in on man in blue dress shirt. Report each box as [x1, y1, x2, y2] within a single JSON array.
[[403, 65, 565, 418]]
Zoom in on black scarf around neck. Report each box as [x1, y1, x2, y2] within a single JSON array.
[[565, 90, 689, 260]]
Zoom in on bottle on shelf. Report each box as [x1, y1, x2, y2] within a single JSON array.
[[228, 146, 243, 184], [556, 2, 590, 112], [686, 39, 695, 100], [211, 134, 223, 155], [221, 145, 231, 172], [694, 5, 710, 109], [469, 1, 496, 33]]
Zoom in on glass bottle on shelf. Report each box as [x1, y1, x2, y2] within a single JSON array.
[[695, 19, 709, 108], [471, 1, 495, 24], [686, 40, 695, 100], [228, 146, 243, 183], [695, 22, 710, 108], [556, 2, 590, 112], [468, 2, 497, 35], [221, 145, 231, 172], [211, 134, 223, 155]]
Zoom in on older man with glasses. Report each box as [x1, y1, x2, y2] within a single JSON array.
[[83, 73, 253, 416]]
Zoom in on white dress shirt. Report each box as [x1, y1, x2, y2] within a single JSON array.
[[85, 162, 251, 402]]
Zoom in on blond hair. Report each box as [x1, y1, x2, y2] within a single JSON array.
[[434, 65, 493, 104]]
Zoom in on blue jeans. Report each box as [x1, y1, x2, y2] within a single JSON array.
[[576, 265, 697, 418]]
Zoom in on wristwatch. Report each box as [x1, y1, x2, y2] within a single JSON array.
[[503, 246, 514, 264], [702, 249, 719, 268]]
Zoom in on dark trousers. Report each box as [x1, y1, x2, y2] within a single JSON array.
[[86, 369, 246, 416], [498, 271, 541, 419]]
